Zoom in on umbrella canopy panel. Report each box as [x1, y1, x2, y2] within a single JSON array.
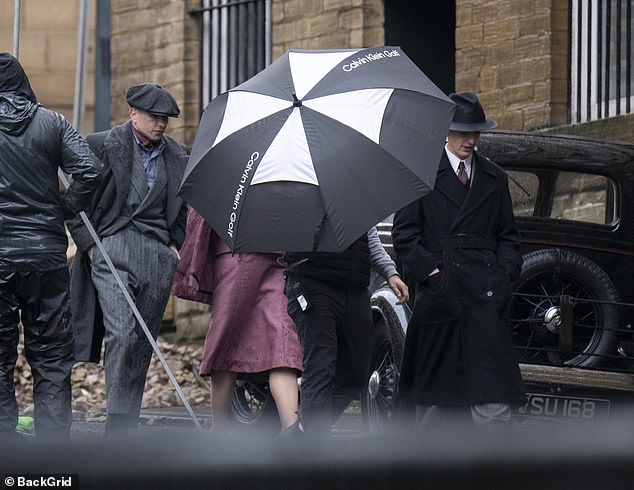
[[181, 46, 455, 253]]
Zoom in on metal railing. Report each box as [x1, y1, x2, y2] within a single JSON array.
[[192, 0, 271, 109], [569, 0, 633, 123]]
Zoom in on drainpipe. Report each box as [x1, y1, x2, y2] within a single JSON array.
[[12, 0, 20, 57], [73, 0, 90, 133]]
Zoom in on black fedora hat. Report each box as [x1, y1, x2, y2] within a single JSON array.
[[448, 92, 496, 132], [126, 83, 180, 118]]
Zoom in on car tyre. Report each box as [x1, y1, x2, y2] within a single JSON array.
[[229, 380, 279, 434], [362, 292, 407, 434], [510, 248, 620, 367]]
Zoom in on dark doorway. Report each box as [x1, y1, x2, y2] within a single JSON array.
[[384, 0, 455, 95]]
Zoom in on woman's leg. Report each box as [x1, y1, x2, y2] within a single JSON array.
[[269, 367, 299, 431], [210, 370, 238, 430]]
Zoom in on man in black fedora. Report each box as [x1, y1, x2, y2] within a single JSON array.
[[67, 83, 189, 435], [392, 92, 526, 429]]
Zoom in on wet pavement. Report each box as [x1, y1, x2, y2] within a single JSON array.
[[69, 404, 363, 440], [9, 397, 634, 490], [6, 413, 634, 490]]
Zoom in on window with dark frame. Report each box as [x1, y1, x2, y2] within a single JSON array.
[[507, 169, 616, 226]]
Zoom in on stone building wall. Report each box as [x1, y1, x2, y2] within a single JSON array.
[[4, 0, 630, 339], [271, 0, 384, 57], [0, 0, 96, 131], [3, 0, 626, 142], [454, 0, 568, 131]]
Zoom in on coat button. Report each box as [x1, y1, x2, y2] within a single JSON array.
[[486, 291, 493, 297]]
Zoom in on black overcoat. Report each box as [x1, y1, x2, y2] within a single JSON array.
[[392, 151, 526, 406], [67, 121, 189, 362]]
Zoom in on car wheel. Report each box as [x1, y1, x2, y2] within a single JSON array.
[[510, 248, 620, 367], [363, 293, 406, 434], [229, 380, 279, 433]]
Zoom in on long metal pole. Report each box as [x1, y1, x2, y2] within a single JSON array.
[[264, 0, 271, 66], [12, 0, 21, 58], [73, 0, 89, 133], [202, 0, 211, 108]]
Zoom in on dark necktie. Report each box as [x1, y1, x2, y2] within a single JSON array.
[[457, 161, 469, 187]]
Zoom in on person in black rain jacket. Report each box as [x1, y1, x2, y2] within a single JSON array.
[[0, 52, 102, 441]]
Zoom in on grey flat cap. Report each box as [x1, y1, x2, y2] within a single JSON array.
[[126, 83, 180, 117]]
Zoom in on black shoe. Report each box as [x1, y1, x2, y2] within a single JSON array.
[[105, 413, 137, 438]]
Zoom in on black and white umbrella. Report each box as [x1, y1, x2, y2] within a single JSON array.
[[180, 46, 455, 252]]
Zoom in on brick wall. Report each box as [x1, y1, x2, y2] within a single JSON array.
[[110, 0, 200, 146], [0, 0, 96, 131], [455, 0, 568, 131], [272, 0, 384, 58]]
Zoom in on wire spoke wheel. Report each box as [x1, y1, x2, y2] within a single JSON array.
[[510, 249, 619, 367], [230, 381, 278, 432], [363, 293, 407, 434], [365, 339, 399, 433]]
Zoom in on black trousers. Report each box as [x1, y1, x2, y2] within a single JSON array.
[[285, 275, 372, 436], [0, 268, 74, 440]]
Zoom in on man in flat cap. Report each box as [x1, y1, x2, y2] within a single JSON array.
[[392, 92, 525, 430], [0, 53, 102, 441], [67, 83, 188, 435]]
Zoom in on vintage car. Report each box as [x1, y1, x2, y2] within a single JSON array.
[[230, 131, 634, 432]]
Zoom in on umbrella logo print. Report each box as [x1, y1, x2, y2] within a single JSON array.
[[180, 46, 455, 253], [228, 151, 260, 239], [342, 48, 401, 72]]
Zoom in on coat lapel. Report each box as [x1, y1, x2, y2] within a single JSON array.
[[105, 122, 135, 212], [434, 153, 469, 209], [150, 156, 168, 198]]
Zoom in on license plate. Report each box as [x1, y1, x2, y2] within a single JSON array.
[[514, 393, 610, 421]]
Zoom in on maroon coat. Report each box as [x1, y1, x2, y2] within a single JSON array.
[[172, 209, 302, 376]]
